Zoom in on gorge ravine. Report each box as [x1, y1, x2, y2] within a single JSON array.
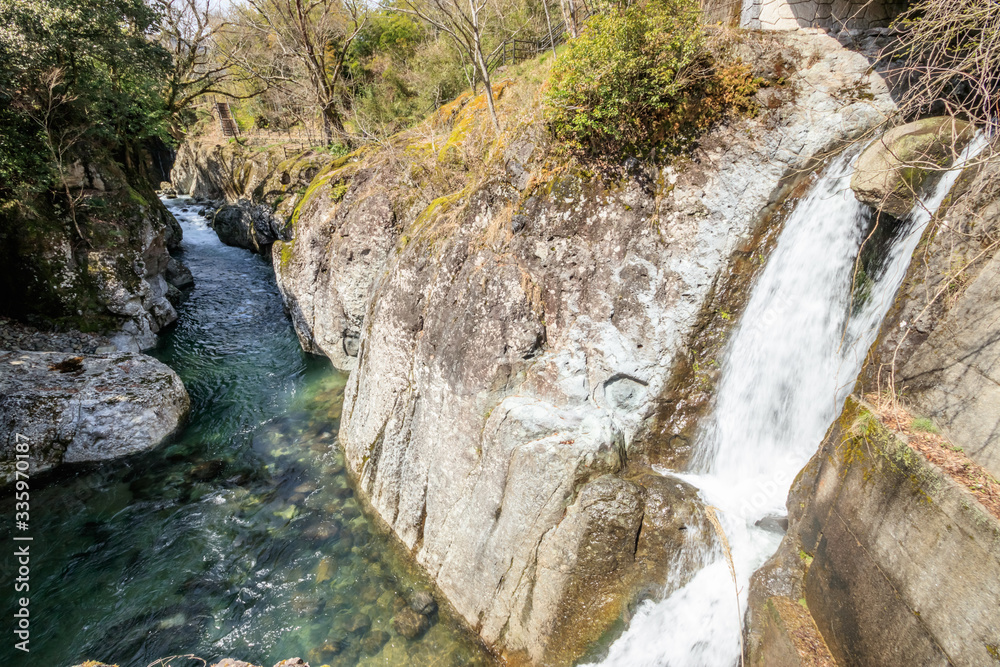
[[171, 29, 922, 665]]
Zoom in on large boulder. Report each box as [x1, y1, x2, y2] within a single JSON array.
[[166, 257, 194, 290], [851, 117, 974, 217], [0, 351, 189, 485], [158, 180, 178, 197], [212, 199, 290, 253]]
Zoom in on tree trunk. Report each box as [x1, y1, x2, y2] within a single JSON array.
[[560, 0, 578, 38], [467, 0, 499, 131], [322, 104, 344, 145], [542, 0, 557, 58], [473, 44, 499, 131]]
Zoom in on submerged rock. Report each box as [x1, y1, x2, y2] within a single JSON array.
[[166, 257, 195, 290], [0, 351, 189, 485], [393, 606, 432, 639], [187, 459, 225, 482], [360, 628, 391, 654], [851, 117, 974, 217], [408, 590, 437, 616], [345, 612, 372, 635]]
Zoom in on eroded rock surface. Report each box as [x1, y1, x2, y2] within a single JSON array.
[[860, 159, 1000, 479], [0, 351, 189, 484], [747, 397, 1000, 666]]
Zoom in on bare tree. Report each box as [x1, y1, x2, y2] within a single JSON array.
[[541, 0, 557, 58], [235, 0, 369, 143], [881, 0, 1000, 130], [558, 0, 579, 38], [396, 0, 503, 130], [153, 0, 260, 136], [23, 69, 89, 244]]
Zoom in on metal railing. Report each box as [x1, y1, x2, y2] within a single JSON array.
[[214, 101, 240, 138]]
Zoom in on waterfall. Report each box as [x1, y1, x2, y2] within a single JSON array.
[[589, 135, 988, 667]]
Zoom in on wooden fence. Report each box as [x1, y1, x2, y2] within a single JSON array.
[[485, 14, 588, 73]]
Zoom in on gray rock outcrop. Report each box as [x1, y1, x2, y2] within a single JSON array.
[[747, 397, 1000, 666], [859, 157, 1000, 479], [166, 257, 194, 290], [170, 139, 337, 207], [851, 116, 974, 217], [0, 351, 190, 484], [263, 31, 898, 664], [0, 155, 183, 352]]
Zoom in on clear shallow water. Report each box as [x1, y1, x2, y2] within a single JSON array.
[[0, 197, 493, 667], [591, 137, 987, 667]]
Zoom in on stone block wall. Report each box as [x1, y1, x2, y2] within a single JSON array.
[[741, 0, 906, 31], [701, 0, 743, 25]]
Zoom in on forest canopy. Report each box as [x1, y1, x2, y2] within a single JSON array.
[[1, 0, 997, 203], [0, 0, 171, 197]]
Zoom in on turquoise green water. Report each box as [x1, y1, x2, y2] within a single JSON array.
[[0, 198, 493, 667]]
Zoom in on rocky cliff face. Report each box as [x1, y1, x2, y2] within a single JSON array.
[[221, 31, 899, 663], [167, 30, 906, 664], [747, 396, 1000, 667], [0, 155, 184, 352], [170, 139, 341, 255], [871, 158, 1000, 479]]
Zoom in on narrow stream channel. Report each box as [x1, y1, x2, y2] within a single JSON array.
[[0, 197, 493, 667]]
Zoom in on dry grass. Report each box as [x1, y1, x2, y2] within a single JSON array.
[[705, 505, 745, 667], [866, 393, 1000, 521], [767, 597, 836, 667]]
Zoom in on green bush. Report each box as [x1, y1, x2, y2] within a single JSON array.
[[545, 0, 761, 155]]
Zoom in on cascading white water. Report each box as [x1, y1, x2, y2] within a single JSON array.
[[589, 135, 988, 667]]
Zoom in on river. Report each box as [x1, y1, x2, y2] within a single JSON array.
[[0, 197, 493, 667]]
